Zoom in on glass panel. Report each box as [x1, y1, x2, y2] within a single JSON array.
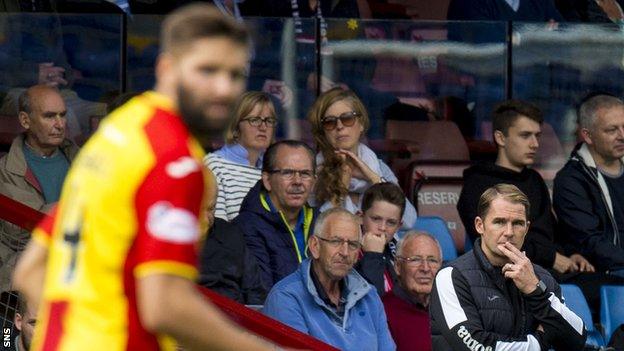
[[126, 16, 315, 143], [0, 13, 122, 143], [512, 22, 624, 177], [323, 19, 507, 142]]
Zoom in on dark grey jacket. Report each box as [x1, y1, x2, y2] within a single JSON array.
[[553, 143, 624, 272], [430, 238, 587, 351]]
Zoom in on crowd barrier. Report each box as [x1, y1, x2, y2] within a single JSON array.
[[0, 193, 338, 350]]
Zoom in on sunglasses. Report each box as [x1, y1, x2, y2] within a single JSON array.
[[320, 111, 360, 131]]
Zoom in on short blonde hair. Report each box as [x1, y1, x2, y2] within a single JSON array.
[[477, 183, 530, 219], [225, 91, 277, 144]]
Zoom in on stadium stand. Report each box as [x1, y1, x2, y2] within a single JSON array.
[[561, 284, 605, 348], [600, 285, 624, 344], [385, 120, 470, 252], [411, 216, 458, 262]]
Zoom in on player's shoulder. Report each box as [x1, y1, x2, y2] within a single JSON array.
[[114, 92, 197, 159]]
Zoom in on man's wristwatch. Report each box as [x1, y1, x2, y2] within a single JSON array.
[[526, 279, 547, 296]]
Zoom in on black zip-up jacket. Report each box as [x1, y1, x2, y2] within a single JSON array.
[[198, 218, 267, 305], [233, 181, 318, 291], [430, 238, 587, 351], [355, 239, 399, 297], [457, 162, 561, 269], [553, 143, 624, 272]]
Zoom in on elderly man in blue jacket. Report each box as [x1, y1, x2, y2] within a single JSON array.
[[263, 207, 396, 351]]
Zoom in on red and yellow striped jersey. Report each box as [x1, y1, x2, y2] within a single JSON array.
[[30, 92, 211, 351]]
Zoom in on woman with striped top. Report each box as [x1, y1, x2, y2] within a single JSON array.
[[205, 91, 277, 221]]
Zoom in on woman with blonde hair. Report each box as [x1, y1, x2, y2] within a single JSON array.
[[205, 91, 278, 221], [308, 87, 416, 229]]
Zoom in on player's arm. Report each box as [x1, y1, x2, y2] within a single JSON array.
[[137, 274, 277, 351], [12, 208, 57, 309], [498, 243, 587, 350], [134, 151, 279, 351], [13, 239, 48, 311]]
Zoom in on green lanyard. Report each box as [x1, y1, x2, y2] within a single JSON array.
[[260, 193, 313, 263]]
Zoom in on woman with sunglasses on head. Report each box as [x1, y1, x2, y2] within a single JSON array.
[[205, 91, 278, 221], [308, 87, 417, 230]]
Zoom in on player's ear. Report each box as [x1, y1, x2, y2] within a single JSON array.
[[18, 111, 31, 130], [155, 53, 176, 89], [308, 235, 320, 259], [14, 312, 23, 332], [261, 172, 272, 192], [494, 130, 506, 148], [475, 216, 485, 235], [580, 128, 593, 145]]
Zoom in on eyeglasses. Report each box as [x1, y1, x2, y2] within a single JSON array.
[[242, 116, 277, 128], [366, 215, 400, 228], [320, 111, 360, 131], [396, 256, 441, 267], [316, 236, 362, 251], [267, 169, 315, 180]]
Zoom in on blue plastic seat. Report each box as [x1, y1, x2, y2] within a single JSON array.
[[560, 284, 604, 347], [600, 285, 624, 343], [412, 216, 458, 261]]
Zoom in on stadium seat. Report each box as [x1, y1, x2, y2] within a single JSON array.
[[560, 284, 605, 347], [384, 120, 470, 253], [385, 120, 469, 161], [600, 285, 624, 344], [412, 216, 458, 261], [0, 115, 24, 150]]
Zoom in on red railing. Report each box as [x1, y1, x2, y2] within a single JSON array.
[[0, 193, 337, 350]]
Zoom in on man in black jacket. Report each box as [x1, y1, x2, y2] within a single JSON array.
[[431, 184, 587, 350], [458, 100, 593, 274], [553, 94, 624, 276], [458, 100, 624, 311], [198, 186, 267, 305]]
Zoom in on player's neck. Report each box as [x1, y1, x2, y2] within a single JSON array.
[[24, 137, 57, 157], [247, 148, 260, 167], [496, 154, 523, 173], [154, 83, 178, 111], [312, 262, 341, 305], [589, 147, 623, 175]]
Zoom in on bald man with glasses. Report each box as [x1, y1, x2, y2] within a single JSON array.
[[263, 207, 396, 351]]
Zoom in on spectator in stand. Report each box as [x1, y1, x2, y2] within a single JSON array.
[[13, 292, 36, 351], [263, 208, 395, 351], [447, 0, 563, 21], [0, 85, 79, 291], [197, 173, 267, 305], [240, 0, 370, 18], [555, 0, 624, 22], [308, 87, 417, 230], [355, 182, 405, 297], [12, 5, 280, 350], [205, 91, 278, 221], [458, 100, 593, 270], [383, 231, 442, 351], [554, 94, 624, 277], [431, 184, 587, 350], [234, 140, 319, 291], [458, 100, 624, 311]]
